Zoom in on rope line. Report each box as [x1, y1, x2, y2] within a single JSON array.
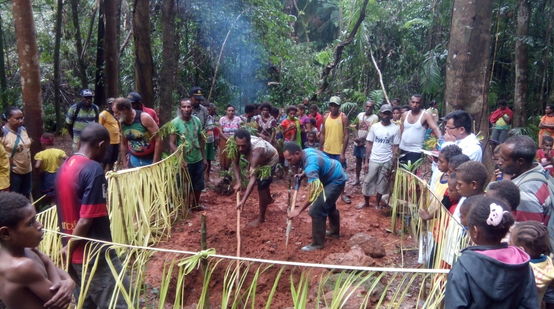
[[45, 228, 450, 274]]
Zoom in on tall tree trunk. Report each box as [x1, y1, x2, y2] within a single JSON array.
[[11, 0, 44, 156], [0, 13, 7, 109], [159, 0, 178, 124], [95, 1, 106, 107], [71, 0, 89, 89], [513, 0, 530, 127], [133, 0, 155, 107], [444, 0, 494, 135], [53, 0, 63, 132], [104, 0, 121, 98]]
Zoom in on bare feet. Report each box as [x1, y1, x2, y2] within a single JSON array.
[[355, 202, 368, 209]]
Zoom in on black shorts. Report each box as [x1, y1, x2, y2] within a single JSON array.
[[103, 144, 119, 164], [399, 150, 422, 165], [188, 160, 205, 192]]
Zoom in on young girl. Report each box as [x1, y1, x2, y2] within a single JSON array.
[[445, 196, 538, 308], [511, 221, 554, 307], [537, 135, 554, 176]]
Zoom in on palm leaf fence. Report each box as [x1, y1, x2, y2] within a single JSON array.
[[390, 168, 471, 269], [35, 147, 455, 308]]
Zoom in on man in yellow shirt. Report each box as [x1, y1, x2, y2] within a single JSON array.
[[34, 133, 67, 204], [320, 96, 351, 203], [98, 98, 121, 171]]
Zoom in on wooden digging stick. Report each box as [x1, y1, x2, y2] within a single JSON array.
[[236, 191, 241, 282], [285, 175, 301, 248]]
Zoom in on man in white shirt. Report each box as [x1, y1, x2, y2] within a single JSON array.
[[443, 110, 482, 162], [353, 100, 379, 185], [357, 104, 400, 209]]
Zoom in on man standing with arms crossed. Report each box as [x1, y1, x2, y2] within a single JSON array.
[[320, 96, 351, 203]]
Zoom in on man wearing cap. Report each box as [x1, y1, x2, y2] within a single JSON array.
[[357, 104, 400, 209], [189, 87, 209, 129], [320, 96, 351, 204], [399, 94, 441, 165], [128, 91, 160, 125], [66, 89, 100, 151]]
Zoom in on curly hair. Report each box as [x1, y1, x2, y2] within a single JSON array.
[[511, 221, 550, 258], [440, 144, 462, 162], [486, 180, 521, 212], [456, 161, 490, 192], [0, 192, 31, 228]]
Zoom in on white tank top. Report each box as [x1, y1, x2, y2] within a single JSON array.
[[399, 111, 426, 152]]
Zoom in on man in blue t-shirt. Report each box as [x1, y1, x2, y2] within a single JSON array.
[[284, 142, 347, 251]]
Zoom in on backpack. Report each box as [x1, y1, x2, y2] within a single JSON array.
[[70, 102, 99, 125]]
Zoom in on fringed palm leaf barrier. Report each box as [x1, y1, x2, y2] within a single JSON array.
[[34, 147, 456, 308], [36, 225, 449, 308], [106, 145, 191, 246], [390, 168, 471, 269]]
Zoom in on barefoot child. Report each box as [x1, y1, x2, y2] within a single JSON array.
[[445, 196, 538, 308], [511, 221, 554, 307], [0, 192, 74, 309]]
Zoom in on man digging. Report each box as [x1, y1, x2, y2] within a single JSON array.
[[233, 129, 279, 227], [284, 142, 347, 251]]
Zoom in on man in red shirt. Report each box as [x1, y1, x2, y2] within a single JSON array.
[[56, 123, 128, 308], [127, 91, 160, 125]]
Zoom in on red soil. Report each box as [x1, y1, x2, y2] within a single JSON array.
[[144, 155, 416, 307]]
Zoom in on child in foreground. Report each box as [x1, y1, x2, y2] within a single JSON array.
[[445, 196, 538, 308], [0, 192, 74, 309], [511, 221, 554, 307]]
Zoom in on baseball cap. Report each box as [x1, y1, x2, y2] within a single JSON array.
[[189, 87, 205, 100], [328, 96, 341, 106], [379, 104, 393, 113], [127, 92, 142, 103], [80, 89, 93, 97]]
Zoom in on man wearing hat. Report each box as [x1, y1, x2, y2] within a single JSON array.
[[128, 91, 160, 125], [66, 89, 100, 151], [189, 87, 209, 129], [357, 104, 400, 209], [320, 96, 351, 204]]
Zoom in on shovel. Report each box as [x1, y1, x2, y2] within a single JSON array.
[[285, 174, 302, 247]]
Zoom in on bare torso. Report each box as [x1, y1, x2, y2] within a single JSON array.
[[0, 249, 48, 309]]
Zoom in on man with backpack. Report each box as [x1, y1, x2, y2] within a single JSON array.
[[66, 89, 99, 151]]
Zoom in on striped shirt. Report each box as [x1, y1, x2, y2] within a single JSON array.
[[303, 148, 348, 185], [65, 102, 99, 144], [512, 164, 552, 223]]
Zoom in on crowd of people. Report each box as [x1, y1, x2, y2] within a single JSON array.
[[2, 86, 554, 308]]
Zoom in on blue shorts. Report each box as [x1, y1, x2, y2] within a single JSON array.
[[129, 154, 153, 168], [353, 145, 365, 159], [41, 172, 57, 198]]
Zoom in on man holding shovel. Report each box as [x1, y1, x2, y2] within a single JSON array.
[[284, 143, 347, 251], [233, 129, 279, 227]]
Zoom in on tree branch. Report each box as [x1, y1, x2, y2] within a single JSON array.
[[314, 0, 369, 100]]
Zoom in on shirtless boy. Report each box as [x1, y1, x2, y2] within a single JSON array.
[[0, 192, 74, 309]]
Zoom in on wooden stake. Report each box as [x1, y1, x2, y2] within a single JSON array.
[[236, 191, 241, 282], [285, 175, 301, 248]]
